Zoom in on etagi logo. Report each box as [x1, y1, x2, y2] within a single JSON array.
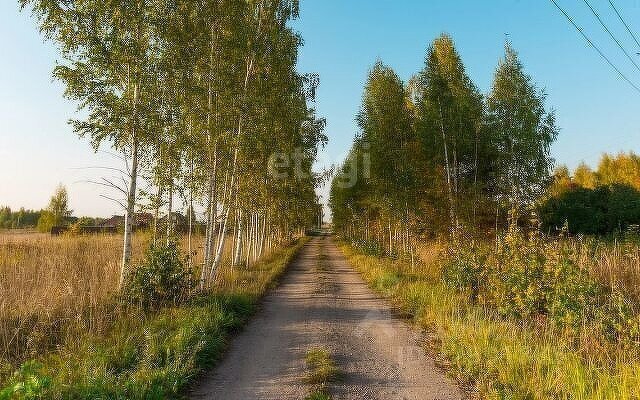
[[267, 142, 371, 189]]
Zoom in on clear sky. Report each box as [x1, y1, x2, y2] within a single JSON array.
[[1, 1, 640, 217]]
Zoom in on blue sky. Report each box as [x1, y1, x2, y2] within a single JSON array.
[[1, 1, 640, 217]]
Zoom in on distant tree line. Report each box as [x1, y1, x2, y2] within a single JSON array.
[[1, 185, 105, 231], [540, 152, 640, 235], [0, 207, 40, 229], [330, 34, 558, 254]]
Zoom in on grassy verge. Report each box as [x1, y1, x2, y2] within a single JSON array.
[[0, 237, 308, 400], [340, 244, 640, 400], [304, 348, 339, 400]]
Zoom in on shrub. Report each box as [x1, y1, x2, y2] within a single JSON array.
[[486, 229, 549, 318], [443, 241, 488, 302], [539, 183, 640, 235], [122, 242, 193, 310], [445, 227, 613, 332]]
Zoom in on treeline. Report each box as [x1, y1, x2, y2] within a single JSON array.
[[22, 0, 326, 288], [0, 207, 40, 229], [540, 152, 640, 235], [2, 186, 106, 231], [330, 34, 557, 253]]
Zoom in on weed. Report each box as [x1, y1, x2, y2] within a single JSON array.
[[304, 390, 332, 400], [305, 348, 340, 385], [303, 347, 339, 400]]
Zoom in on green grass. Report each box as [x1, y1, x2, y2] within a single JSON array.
[[304, 390, 332, 400], [305, 348, 340, 385], [303, 348, 338, 400], [341, 244, 640, 400], [0, 238, 308, 400]]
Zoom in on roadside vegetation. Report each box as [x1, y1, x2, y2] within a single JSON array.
[[2, 0, 324, 397], [0, 235, 307, 399], [330, 33, 640, 399], [304, 348, 340, 400], [342, 239, 640, 399]]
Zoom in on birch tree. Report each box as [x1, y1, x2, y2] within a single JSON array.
[[417, 34, 485, 235], [21, 0, 161, 286], [487, 42, 558, 217]]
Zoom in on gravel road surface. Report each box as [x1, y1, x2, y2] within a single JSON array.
[[190, 236, 464, 400]]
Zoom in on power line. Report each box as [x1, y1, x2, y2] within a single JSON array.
[[582, 0, 640, 73], [549, 0, 640, 94], [608, 0, 640, 50]]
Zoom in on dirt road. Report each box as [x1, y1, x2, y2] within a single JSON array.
[[190, 236, 464, 400]]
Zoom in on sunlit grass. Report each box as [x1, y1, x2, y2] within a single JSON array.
[[341, 244, 640, 399], [0, 232, 307, 398], [304, 347, 339, 400], [305, 348, 340, 385]]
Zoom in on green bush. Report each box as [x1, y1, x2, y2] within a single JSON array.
[[122, 242, 194, 310], [445, 228, 612, 332], [539, 183, 640, 235], [443, 242, 488, 302]]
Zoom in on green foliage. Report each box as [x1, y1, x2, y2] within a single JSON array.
[[487, 43, 558, 212], [331, 36, 558, 251], [122, 242, 193, 310], [0, 208, 40, 230], [304, 348, 340, 385], [442, 242, 487, 301], [540, 183, 640, 235], [417, 34, 488, 230], [0, 362, 50, 400], [35, 185, 73, 232], [35, 212, 55, 233], [349, 239, 383, 256], [442, 227, 640, 342], [305, 391, 332, 400], [541, 153, 640, 235], [344, 244, 640, 399], [1, 296, 246, 400], [304, 348, 338, 400], [21, 0, 326, 283], [0, 239, 306, 399], [46, 186, 71, 223], [597, 152, 640, 190]]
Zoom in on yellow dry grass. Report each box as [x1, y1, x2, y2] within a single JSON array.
[[0, 231, 210, 366]]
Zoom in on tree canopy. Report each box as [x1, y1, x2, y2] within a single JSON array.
[[22, 0, 326, 288], [331, 35, 560, 252]]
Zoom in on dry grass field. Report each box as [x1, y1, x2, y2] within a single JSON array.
[[0, 232, 214, 369], [0, 227, 305, 398]]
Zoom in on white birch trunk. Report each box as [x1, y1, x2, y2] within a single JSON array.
[[120, 136, 139, 289]]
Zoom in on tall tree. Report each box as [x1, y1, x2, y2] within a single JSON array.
[[416, 34, 486, 235], [487, 42, 558, 218], [22, 0, 326, 291], [21, 0, 161, 286]]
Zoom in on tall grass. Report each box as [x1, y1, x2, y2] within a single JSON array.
[[341, 239, 640, 399], [0, 234, 126, 366], [570, 237, 640, 304], [0, 231, 284, 385]]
